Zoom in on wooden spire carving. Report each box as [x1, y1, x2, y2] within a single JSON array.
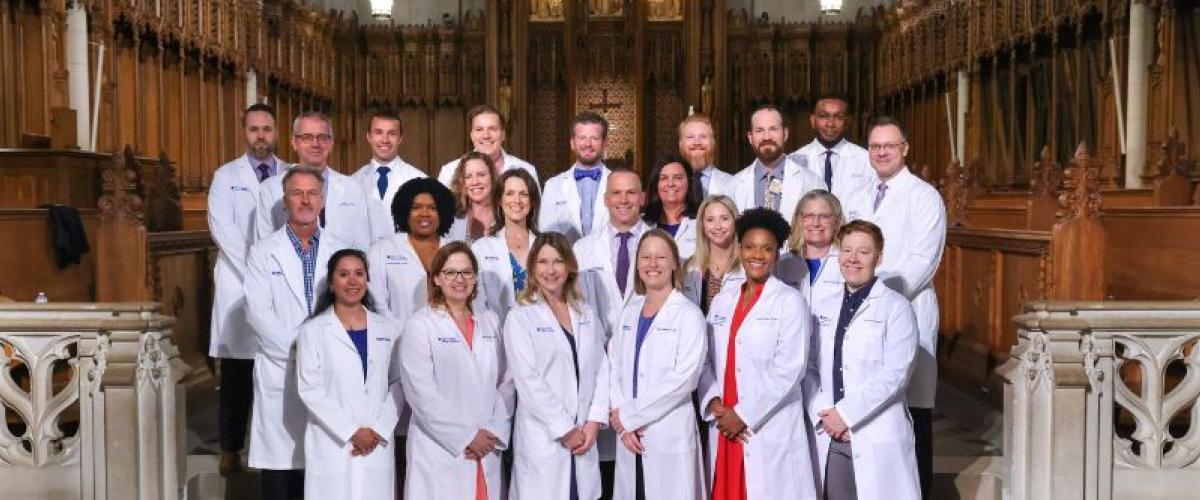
[[96, 145, 150, 302], [1049, 141, 1105, 301], [1151, 127, 1192, 206], [1027, 146, 1059, 230], [1056, 142, 1102, 223], [97, 145, 145, 225], [939, 159, 970, 227]]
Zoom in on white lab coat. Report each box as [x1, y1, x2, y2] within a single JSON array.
[[208, 154, 288, 359], [775, 248, 844, 308], [437, 150, 541, 188], [697, 165, 735, 198], [255, 167, 389, 250], [503, 300, 609, 500], [351, 157, 427, 234], [606, 291, 707, 500], [847, 167, 946, 409], [730, 156, 827, 219], [789, 138, 874, 205], [573, 222, 645, 337], [698, 276, 818, 499], [649, 216, 697, 262], [804, 281, 921, 500], [472, 227, 535, 324], [243, 227, 349, 469], [681, 265, 746, 311], [539, 165, 611, 242], [367, 233, 446, 327], [296, 308, 402, 500], [399, 306, 515, 500]]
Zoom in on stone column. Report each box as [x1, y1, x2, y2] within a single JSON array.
[[956, 70, 968, 165], [1125, 0, 1151, 188], [245, 68, 258, 108], [66, 3, 90, 149]]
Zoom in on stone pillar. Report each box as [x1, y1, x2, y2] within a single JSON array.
[[956, 70, 968, 165], [66, 3, 90, 150], [1125, 0, 1151, 188], [245, 68, 258, 108]]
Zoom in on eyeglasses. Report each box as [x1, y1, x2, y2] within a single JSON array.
[[814, 113, 847, 121], [439, 269, 476, 281], [801, 213, 834, 223], [295, 134, 333, 145], [867, 142, 906, 152]]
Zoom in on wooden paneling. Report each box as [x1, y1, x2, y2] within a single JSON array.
[[1103, 206, 1200, 300], [0, 208, 99, 302], [148, 231, 216, 369], [0, 149, 108, 208]]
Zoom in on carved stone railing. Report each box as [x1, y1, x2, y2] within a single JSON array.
[[0, 303, 188, 500], [1002, 301, 1200, 500]]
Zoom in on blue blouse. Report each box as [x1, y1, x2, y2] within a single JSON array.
[[805, 257, 823, 285], [509, 252, 527, 293], [347, 328, 368, 380], [632, 314, 657, 398]]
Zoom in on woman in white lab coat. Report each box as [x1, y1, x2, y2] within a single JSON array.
[[399, 242, 515, 500], [776, 190, 845, 306], [448, 151, 500, 242], [682, 195, 743, 314], [804, 220, 920, 500], [473, 168, 540, 323], [699, 207, 818, 500], [607, 229, 707, 500], [296, 249, 401, 499], [642, 154, 702, 261], [504, 232, 609, 500]]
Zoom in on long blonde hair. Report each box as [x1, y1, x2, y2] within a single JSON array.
[[517, 232, 585, 309], [785, 189, 845, 253], [686, 195, 740, 273]]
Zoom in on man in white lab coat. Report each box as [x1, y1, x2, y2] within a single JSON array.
[[244, 166, 350, 500], [208, 103, 288, 476], [351, 109, 426, 233], [539, 111, 612, 242], [853, 116, 947, 498], [731, 104, 826, 219], [255, 111, 389, 250], [435, 104, 539, 188], [678, 114, 734, 198], [573, 168, 646, 499], [787, 94, 874, 205]]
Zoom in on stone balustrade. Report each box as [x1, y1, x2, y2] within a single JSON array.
[[1002, 301, 1200, 499], [0, 302, 188, 500]]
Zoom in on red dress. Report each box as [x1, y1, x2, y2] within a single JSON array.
[[712, 283, 765, 500], [461, 316, 488, 500]]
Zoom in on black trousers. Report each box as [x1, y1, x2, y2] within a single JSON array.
[[600, 459, 615, 500], [909, 407, 933, 499], [260, 469, 304, 500], [218, 358, 255, 453], [394, 437, 407, 500], [634, 455, 646, 500]]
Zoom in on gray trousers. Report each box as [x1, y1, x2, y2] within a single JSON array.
[[824, 440, 857, 500]]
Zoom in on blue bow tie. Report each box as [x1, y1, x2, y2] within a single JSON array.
[[574, 168, 602, 182]]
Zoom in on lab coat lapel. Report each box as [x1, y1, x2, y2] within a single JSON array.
[[561, 172, 584, 235], [781, 157, 805, 216], [319, 308, 360, 355], [236, 155, 261, 187], [845, 279, 886, 328], [276, 235, 309, 312]]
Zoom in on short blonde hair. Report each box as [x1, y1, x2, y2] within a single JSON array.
[[686, 195, 741, 273], [517, 232, 584, 308], [786, 190, 845, 253], [633, 229, 685, 294]]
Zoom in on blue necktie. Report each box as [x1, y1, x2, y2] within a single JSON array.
[[574, 167, 601, 181], [257, 163, 270, 183], [616, 232, 632, 296], [376, 166, 391, 200], [824, 150, 834, 190]]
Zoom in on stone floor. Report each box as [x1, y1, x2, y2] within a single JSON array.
[[183, 367, 1007, 499]]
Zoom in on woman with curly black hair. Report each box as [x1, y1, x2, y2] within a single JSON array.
[[698, 207, 818, 500], [366, 176, 461, 496]]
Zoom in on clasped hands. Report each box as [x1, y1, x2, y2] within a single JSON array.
[[465, 429, 500, 460], [609, 408, 648, 455], [350, 427, 384, 456], [817, 407, 851, 442], [558, 421, 602, 455], [707, 398, 750, 442]]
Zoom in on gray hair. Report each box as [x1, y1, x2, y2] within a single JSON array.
[[281, 165, 325, 192], [292, 110, 333, 138]]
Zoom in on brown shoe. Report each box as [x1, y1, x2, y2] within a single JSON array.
[[218, 452, 243, 476]]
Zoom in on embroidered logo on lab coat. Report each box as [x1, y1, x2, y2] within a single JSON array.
[[231, 185, 251, 192], [436, 337, 461, 343], [711, 314, 728, 326], [536, 326, 555, 333], [385, 254, 409, 265]]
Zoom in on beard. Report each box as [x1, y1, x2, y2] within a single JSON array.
[[248, 141, 275, 160], [755, 141, 783, 165], [684, 149, 714, 170]]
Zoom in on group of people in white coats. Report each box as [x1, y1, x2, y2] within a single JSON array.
[[206, 92, 947, 499]]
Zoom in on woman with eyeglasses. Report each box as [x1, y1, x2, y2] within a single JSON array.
[[700, 207, 818, 500], [472, 168, 541, 324], [776, 190, 846, 306], [606, 229, 707, 500], [399, 242, 515, 500], [504, 232, 608, 500], [296, 249, 401, 499], [449, 151, 500, 242]]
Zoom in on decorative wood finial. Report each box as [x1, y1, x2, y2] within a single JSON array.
[[1030, 145, 1061, 198], [1156, 127, 1188, 179], [940, 159, 970, 227], [98, 145, 145, 225], [1056, 142, 1102, 222]]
